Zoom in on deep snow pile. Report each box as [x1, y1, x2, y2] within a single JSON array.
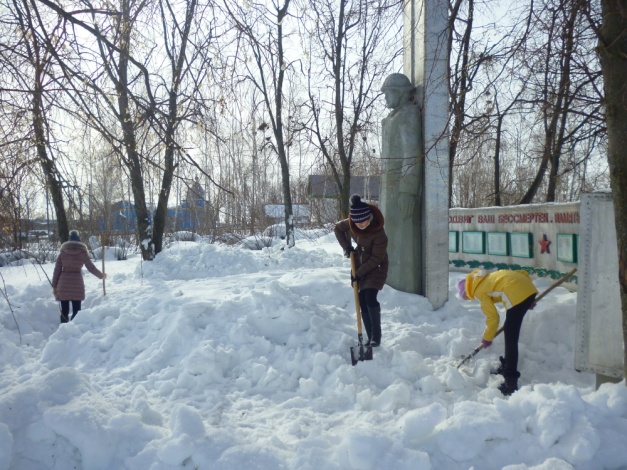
[[1, 232, 626, 470]]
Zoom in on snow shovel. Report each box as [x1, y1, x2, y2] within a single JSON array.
[[455, 268, 577, 369], [349, 251, 373, 366]]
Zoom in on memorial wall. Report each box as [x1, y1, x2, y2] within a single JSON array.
[[448, 202, 580, 284]]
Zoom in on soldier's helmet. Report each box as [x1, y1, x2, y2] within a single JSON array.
[[381, 73, 413, 91]]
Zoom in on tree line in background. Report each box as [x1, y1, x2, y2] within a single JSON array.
[[0, 0, 616, 258]]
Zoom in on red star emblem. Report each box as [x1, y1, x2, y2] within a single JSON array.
[[539, 234, 551, 254]]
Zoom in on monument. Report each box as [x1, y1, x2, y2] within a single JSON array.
[[378, 0, 450, 308], [380, 74, 423, 294]]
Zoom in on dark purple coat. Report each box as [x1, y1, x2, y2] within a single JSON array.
[[52, 241, 104, 301], [334, 204, 389, 291]]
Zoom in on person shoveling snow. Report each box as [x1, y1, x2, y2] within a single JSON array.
[[457, 269, 538, 395]]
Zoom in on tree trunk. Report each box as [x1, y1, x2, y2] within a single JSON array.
[[519, 148, 550, 204], [152, 86, 178, 255], [276, 1, 294, 248], [494, 115, 503, 206], [117, 0, 153, 261], [448, 0, 474, 208], [546, 2, 579, 202], [17, 0, 69, 241], [340, 171, 351, 220], [33, 90, 69, 242], [521, 2, 579, 204], [598, 0, 627, 382], [152, 0, 197, 254]]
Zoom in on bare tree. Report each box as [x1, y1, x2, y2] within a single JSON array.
[[0, 149, 32, 248], [150, 0, 220, 254], [594, 0, 627, 380], [489, 89, 527, 206], [449, 0, 605, 207], [300, 0, 401, 218], [223, 0, 298, 247], [518, 0, 597, 203], [32, 0, 223, 259], [0, 0, 71, 241], [448, 0, 532, 207]]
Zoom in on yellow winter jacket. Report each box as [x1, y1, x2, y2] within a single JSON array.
[[465, 269, 539, 341]]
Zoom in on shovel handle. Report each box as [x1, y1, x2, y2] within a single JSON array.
[[532, 268, 577, 306], [350, 252, 363, 337]]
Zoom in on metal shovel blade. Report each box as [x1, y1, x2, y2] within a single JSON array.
[[350, 346, 359, 366], [350, 343, 373, 366]]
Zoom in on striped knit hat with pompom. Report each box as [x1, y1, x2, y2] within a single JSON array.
[[349, 194, 371, 223]]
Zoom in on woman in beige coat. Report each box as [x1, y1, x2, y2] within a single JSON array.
[[52, 230, 106, 323]]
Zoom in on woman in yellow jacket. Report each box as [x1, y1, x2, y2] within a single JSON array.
[[458, 269, 538, 395]]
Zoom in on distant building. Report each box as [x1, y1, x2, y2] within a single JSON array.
[[182, 178, 206, 209], [307, 175, 380, 224], [102, 201, 141, 232], [102, 199, 210, 233], [263, 204, 310, 226]]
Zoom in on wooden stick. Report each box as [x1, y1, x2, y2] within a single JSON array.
[[350, 252, 363, 338], [531, 268, 577, 306]]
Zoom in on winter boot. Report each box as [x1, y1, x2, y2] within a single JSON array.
[[498, 372, 520, 396], [491, 356, 507, 375], [60, 314, 69, 324], [361, 308, 372, 345], [369, 305, 381, 347]]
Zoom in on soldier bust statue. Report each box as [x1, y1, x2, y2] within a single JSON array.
[[380, 73, 424, 294]]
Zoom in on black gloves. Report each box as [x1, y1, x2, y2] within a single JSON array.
[[344, 246, 355, 258], [350, 273, 362, 285]]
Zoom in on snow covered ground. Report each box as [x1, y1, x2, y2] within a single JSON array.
[[1, 232, 626, 469]]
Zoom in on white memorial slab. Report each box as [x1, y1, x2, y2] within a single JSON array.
[[575, 192, 623, 380]]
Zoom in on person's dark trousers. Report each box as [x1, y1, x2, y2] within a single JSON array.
[[60, 300, 82, 322], [369, 305, 382, 344], [502, 293, 536, 379], [358, 288, 381, 344]]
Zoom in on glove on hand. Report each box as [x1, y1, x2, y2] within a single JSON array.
[[344, 246, 355, 258], [481, 339, 492, 348], [350, 273, 362, 285]]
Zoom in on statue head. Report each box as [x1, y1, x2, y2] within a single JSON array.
[[381, 73, 413, 90], [381, 73, 415, 109]]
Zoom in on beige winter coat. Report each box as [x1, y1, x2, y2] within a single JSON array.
[[52, 241, 104, 301]]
